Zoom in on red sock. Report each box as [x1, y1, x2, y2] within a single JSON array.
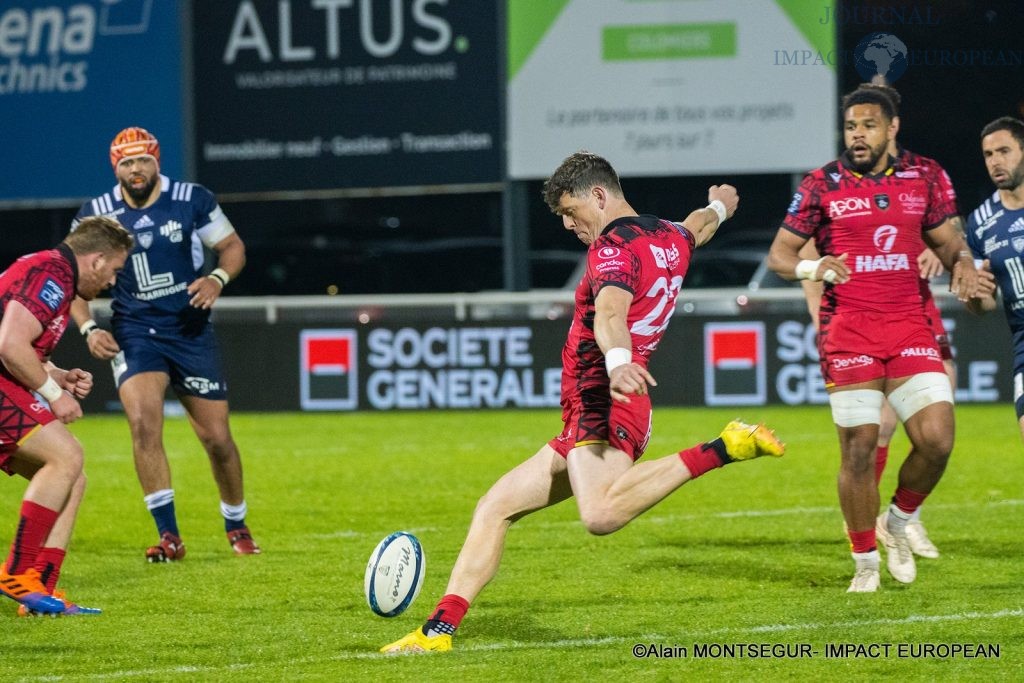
[[426, 594, 470, 631], [847, 528, 877, 554], [874, 445, 889, 487], [35, 547, 66, 594], [892, 487, 928, 515], [678, 443, 724, 479], [5, 501, 59, 574]]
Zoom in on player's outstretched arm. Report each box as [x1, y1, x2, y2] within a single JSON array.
[[683, 184, 738, 247]]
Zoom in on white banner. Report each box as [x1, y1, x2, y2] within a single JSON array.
[[507, 0, 836, 178]]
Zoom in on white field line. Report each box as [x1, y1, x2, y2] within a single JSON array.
[[23, 607, 1023, 680], [318, 498, 1024, 539]]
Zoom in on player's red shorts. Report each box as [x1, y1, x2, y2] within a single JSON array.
[[818, 310, 945, 387], [921, 293, 953, 361], [0, 375, 55, 474], [549, 386, 652, 461]]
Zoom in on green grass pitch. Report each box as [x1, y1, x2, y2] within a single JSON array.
[[1, 405, 1021, 681]]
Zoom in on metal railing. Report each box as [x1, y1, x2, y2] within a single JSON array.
[[86, 285, 967, 324]]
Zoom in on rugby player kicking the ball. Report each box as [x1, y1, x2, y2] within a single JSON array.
[[382, 151, 784, 654]]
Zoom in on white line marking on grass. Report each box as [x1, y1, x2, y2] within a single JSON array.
[[533, 498, 1024, 530], [27, 608, 1020, 679], [321, 499, 1024, 540], [735, 607, 1024, 634]]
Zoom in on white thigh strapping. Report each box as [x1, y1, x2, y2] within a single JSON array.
[[887, 372, 953, 422], [829, 389, 885, 427]]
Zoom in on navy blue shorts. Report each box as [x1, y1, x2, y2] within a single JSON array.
[[112, 325, 228, 400]]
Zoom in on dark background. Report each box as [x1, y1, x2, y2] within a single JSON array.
[[3, 1, 1023, 295]]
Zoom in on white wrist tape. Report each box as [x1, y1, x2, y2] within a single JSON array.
[[605, 347, 632, 374], [795, 258, 825, 281], [80, 320, 98, 337], [209, 267, 230, 287], [706, 200, 728, 224], [37, 377, 63, 403]]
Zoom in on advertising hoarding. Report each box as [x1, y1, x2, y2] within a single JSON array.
[[192, 0, 501, 194], [0, 0, 185, 205], [54, 311, 1012, 413], [507, 0, 836, 178]]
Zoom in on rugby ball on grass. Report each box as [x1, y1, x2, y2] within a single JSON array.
[[364, 531, 425, 617]]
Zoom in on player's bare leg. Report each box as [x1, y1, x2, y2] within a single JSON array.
[[7, 459, 98, 616], [119, 372, 173, 493], [879, 359, 955, 558], [875, 399, 898, 478], [180, 395, 244, 503], [828, 382, 887, 592], [119, 372, 186, 561], [893, 403, 953, 494], [447, 445, 572, 600], [876, 374, 954, 585], [567, 445, 689, 535], [568, 422, 784, 536], [836, 423, 882, 533], [0, 424, 83, 614], [382, 445, 573, 654], [180, 394, 259, 554]]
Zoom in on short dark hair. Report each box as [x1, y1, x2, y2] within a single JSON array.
[[841, 88, 896, 121], [64, 215, 134, 255], [542, 150, 623, 213], [856, 83, 901, 115], [980, 116, 1024, 149]]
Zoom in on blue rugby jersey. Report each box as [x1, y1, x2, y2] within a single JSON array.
[[966, 191, 1024, 337], [72, 175, 235, 333]]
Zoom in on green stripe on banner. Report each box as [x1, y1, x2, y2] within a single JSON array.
[[603, 22, 736, 61], [775, 0, 837, 71], [507, 0, 571, 81]]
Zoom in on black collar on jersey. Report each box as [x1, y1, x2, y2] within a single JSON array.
[[601, 214, 661, 236], [56, 242, 79, 291]]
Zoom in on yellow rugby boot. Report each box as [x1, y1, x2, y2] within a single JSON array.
[[380, 628, 452, 654], [719, 420, 785, 461]]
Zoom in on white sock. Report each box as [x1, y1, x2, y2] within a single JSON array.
[[887, 504, 912, 534], [910, 507, 923, 523], [852, 550, 880, 571], [144, 489, 174, 510], [220, 500, 248, 522]]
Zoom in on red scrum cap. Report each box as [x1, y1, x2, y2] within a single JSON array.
[[109, 126, 160, 168]]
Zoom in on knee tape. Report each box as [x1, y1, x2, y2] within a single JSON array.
[[829, 389, 884, 427], [888, 372, 953, 422]]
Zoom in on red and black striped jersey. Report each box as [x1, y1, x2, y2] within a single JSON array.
[[561, 215, 696, 398]]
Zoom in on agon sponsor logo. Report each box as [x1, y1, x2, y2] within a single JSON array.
[[828, 196, 871, 217]]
